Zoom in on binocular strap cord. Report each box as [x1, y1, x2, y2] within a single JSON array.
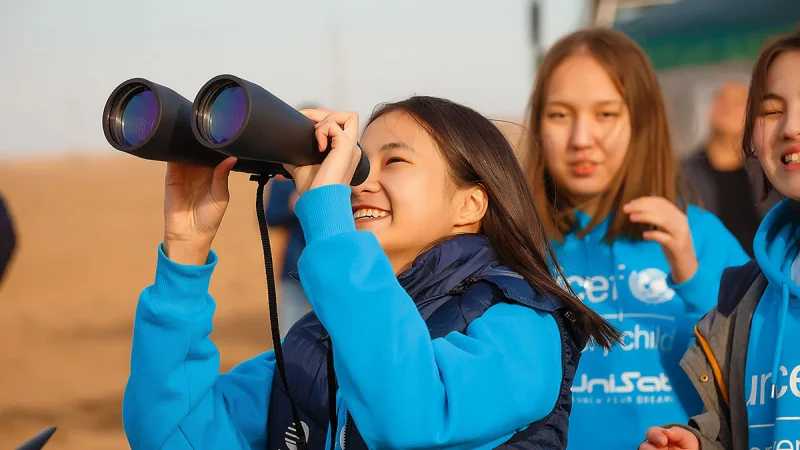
[[253, 176, 308, 450], [324, 331, 338, 450]]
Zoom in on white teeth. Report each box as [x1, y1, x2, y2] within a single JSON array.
[[353, 208, 390, 220], [784, 153, 800, 164]]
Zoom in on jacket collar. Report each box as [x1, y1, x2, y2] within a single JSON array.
[[397, 233, 497, 302], [289, 233, 499, 303]]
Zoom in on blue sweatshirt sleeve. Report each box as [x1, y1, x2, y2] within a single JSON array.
[[669, 206, 751, 313], [122, 244, 276, 450], [265, 178, 298, 227], [294, 185, 563, 450]]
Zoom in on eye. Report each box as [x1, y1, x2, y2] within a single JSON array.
[[386, 157, 407, 165], [598, 111, 619, 119], [547, 111, 568, 120], [760, 100, 784, 117]]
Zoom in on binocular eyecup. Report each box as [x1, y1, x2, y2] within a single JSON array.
[[102, 75, 370, 186]]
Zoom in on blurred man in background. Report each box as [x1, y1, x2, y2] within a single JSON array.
[[266, 175, 308, 337], [682, 80, 779, 256], [0, 192, 16, 285]]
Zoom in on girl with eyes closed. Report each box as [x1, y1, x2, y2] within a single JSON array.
[[642, 28, 800, 450]]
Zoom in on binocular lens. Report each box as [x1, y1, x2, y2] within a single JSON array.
[[108, 84, 159, 147], [197, 81, 248, 144]]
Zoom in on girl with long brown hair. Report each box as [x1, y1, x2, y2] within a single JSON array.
[[526, 28, 749, 448], [121, 96, 618, 450], [642, 27, 800, 450]]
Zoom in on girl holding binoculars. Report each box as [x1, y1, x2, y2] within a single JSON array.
[[121, 96, 619, 449]]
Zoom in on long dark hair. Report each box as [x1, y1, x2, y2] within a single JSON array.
[[367, 96, 620, 349], [526, 28, 691, 242], [742, 27, 800, 199]]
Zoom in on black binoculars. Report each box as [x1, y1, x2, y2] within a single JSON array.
[[101, 75, 370, 186]]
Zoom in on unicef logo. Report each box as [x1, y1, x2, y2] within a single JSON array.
[[628, 268, 675, 304]]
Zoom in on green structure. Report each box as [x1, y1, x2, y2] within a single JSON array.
[[614, 0, 800, 70]]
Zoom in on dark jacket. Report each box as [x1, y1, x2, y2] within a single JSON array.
[[0, 193, 16, 283], [682, 151, 781, 256]]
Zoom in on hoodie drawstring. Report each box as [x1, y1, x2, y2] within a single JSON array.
[[772, 283, 790, 398]]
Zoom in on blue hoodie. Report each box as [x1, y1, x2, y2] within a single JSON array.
[[122, 184, 564, 450], [553, 205, 749, 449], [746, 199, 800, 449]]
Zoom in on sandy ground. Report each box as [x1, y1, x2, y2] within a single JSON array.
[[0, 155, 290, 449]]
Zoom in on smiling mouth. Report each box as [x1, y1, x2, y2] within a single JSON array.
[[782, 153, 800, 164], [353, 208, 391, 221], [570, 161, 597, 175]]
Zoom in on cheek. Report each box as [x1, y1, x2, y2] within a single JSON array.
[[540, 127, 568, 168], [607, 121, 631, 154], [753, 121, 773, 160], [386, 172, 446, 222], [603, 126, 630, 172]]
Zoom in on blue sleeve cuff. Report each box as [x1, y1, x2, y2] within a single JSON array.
[[150, 243, 218, 314], [668, 263, 715, 311], [294, 184, 356, 244]]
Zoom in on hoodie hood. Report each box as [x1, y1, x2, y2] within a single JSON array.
[[753, 198, 800, 396], [753, 199, 800, 293]]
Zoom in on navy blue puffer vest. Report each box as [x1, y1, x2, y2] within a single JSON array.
[[267, 234, 586, 449]]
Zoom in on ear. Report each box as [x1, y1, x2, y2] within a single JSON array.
[[453, 185, 489, 229]]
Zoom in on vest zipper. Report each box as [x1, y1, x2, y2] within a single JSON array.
[[693, 324, 730, 407], [342, 412, 352, 449], [449, 274, 480, 294]]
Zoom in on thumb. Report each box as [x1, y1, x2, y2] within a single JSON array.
[[211, 157, 237, 201], [645, 427, 669, 447], [664, 428, 699, 449], [282, 163, 298, 178]]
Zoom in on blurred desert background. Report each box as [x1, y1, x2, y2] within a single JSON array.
[[3, 1, 789, 448], [0, 155, 288, 449]]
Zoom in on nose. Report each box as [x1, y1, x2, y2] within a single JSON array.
[[352, 161, 381, 198], [569, 114, 594, 150], [783, 104, 800, 141]]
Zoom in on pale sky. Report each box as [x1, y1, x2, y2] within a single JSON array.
[[0, 0, 587, 158]]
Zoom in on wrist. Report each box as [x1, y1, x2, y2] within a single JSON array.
[[163, 238, 213, 266], [670, 256, 699, 284]]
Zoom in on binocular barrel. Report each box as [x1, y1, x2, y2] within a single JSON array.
[[102, 75, 370, 185]]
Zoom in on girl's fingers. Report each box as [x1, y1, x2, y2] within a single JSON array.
[[628, 210, 672, 232], [644, 427, 668, 447], [210, 157, 237, 203], [642, 230, 672, 246], [299, 108, 333, 122]]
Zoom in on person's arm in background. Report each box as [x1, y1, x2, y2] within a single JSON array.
[[0, 193, 17, 283], [668, 206, 750, 313], [623, 198, 749, 314], [266, 178, 300, 227]]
